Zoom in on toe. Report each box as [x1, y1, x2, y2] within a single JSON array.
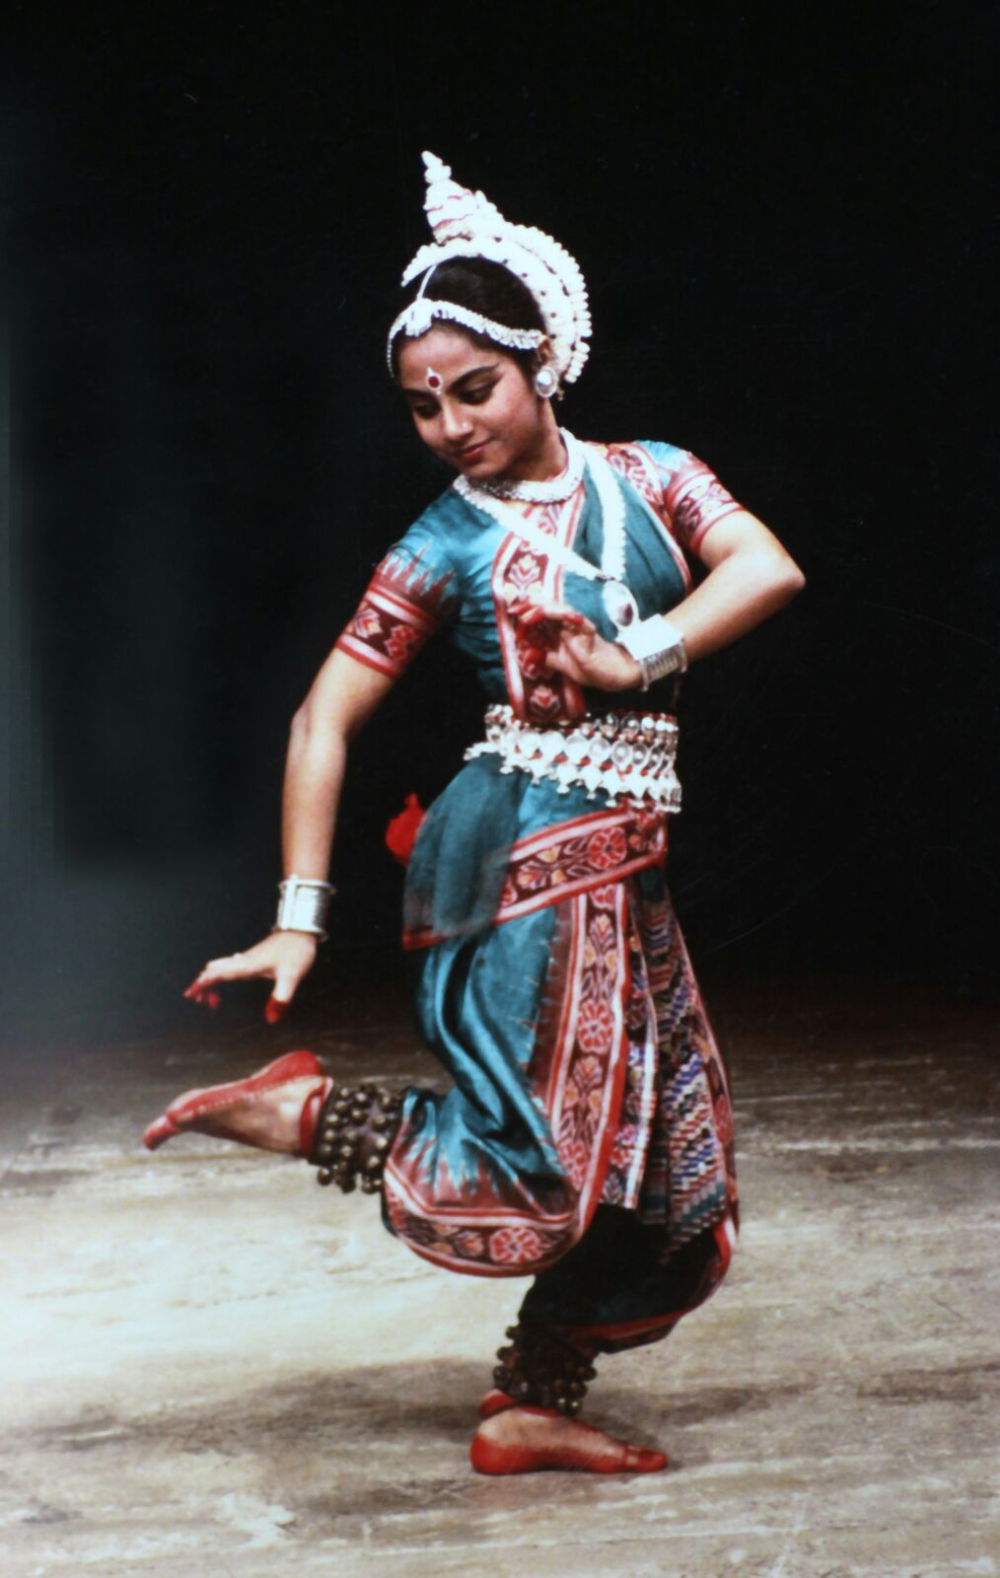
[[142, 1115, 179, 1150], [626, 1444, 668, 1472]]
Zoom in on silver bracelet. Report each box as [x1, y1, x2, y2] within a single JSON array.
[[274, 875, 336, 941], [616, 615, 689, 692]]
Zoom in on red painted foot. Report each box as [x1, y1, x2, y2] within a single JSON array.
[[142, 1051, 327, 1152], [469, 1407, 668, 1476]]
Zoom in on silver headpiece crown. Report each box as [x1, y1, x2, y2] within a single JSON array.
[[387, 152, 592, 384]]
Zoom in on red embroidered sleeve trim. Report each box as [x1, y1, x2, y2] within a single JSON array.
[[664, 457, 742, 552], [335, 549, 454, 680]]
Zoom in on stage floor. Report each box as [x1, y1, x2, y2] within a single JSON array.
[[2, 975, 997, 1577]]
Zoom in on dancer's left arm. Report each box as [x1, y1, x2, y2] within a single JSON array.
[[529, 508, 805, 691]]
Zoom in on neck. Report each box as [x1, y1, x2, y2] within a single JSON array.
[[504, 409, 566, 483]]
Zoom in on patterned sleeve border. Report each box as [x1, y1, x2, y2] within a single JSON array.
[[661, 453, 743, 554], [335, 544, 456, 681]]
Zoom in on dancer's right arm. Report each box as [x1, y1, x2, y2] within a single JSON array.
[[185, 648, 395, 1017]]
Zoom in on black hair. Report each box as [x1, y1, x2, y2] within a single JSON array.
[[389, 257, 546, 382]]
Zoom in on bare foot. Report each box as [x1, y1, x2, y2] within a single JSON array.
[[470, 1405, 668, 1475], [143, 1052, 330, 1154]]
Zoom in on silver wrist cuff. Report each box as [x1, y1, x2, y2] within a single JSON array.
[[617, 615, 688, 692], [274, 875, 335, 941]]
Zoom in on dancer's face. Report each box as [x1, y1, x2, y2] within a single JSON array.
[[397, 327, 557, 484]]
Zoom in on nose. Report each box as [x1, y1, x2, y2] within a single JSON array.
[[440, 399, 472, 443]]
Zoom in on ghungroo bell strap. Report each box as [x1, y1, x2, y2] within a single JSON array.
[[309, 1082, 404, 1194], [493, 1321, 598, 1417]]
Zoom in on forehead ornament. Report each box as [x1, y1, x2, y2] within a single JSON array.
[[425, 368, 443, 391]]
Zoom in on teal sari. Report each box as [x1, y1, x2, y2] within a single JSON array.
[[336, 440, 741, 1344]]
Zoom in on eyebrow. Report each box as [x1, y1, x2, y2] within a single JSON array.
[[400, 362, 501, 398]]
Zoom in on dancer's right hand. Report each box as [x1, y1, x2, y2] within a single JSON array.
[[183, 931, 318, 1022]]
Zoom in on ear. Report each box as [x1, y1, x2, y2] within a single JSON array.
[[530, 336, 562, 402]]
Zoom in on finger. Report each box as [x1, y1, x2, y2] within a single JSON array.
[[544, 644, 591, 680], [516, 602, 590, 630], [543, 649, 575, 677], [535, 600, 593, 629], [265, 967, 299, 1024], [190, 953, 265, 988], [183, 950, 264, 1007], [200, 953, 253, 980], [509, 597, 567, 621], [507, 596, 542, 619], [183, 984, 222, 1010], [542, 641, 571, 671]]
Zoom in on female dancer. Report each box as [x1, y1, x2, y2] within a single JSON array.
[[144, 153, 805, 1475]]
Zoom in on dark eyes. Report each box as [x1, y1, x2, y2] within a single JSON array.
[[409, 382, 497, 419]]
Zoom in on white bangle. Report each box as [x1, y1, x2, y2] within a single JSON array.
[[274, 875, 335, 941], [616, 615, 689, 691]]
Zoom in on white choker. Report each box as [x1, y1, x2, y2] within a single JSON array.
[[471, 428, 585, 503]]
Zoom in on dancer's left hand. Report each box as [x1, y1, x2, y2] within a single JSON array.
[[511, 600, 642, 692]]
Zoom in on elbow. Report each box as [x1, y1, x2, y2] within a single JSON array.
[[289, 690, 351, 756], [289, 696, 316, 745], [290, 693, 331, 751], [771, 554, 806, 607]]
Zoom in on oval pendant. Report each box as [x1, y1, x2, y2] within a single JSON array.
[[603, 580, 638, 631]]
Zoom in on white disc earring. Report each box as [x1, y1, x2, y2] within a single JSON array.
[[534, 365, 558, 399]]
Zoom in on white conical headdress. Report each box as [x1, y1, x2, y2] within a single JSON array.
[[387, 152, 592, 384]]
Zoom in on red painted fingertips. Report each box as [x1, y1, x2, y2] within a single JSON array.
[[183, 979, 220, 1008]]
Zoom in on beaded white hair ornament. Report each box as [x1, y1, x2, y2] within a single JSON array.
[[386, 152, 592, 385]]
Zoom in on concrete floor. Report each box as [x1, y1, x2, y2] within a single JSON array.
[[1, 977, 997, 1577]]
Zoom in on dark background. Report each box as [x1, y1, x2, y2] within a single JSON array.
[[1, 3, 995, 1049]]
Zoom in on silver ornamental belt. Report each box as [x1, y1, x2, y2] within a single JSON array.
[[465, 704, 682, 813]]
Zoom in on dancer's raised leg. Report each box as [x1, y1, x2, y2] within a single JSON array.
[[142, 1054, 404, 1195]]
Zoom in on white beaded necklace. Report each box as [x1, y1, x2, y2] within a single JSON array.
[[471, 427, 585, 504], [453, 431, 639, 630]]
